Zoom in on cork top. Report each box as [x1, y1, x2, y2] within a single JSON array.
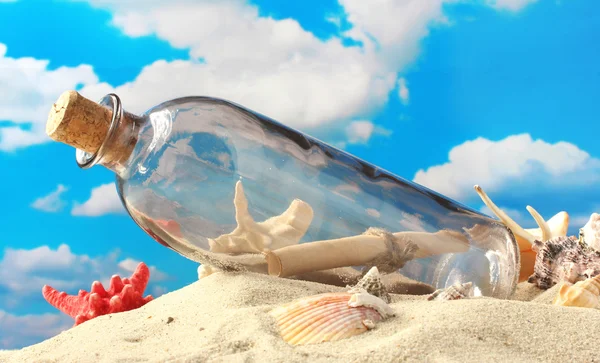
[[46, 90, 113, 155]]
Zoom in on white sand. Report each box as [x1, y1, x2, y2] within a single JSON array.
[[1, 272, 599, 363]]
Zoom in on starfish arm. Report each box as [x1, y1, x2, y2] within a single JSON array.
[[107, 275, 125, 295], [42, 285, 87, 318], [109, 295, 124, 314], [90, 281, 108, 298], [129, 262, 151, 294]]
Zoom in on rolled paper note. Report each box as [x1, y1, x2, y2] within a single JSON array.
[[265, 229, 470, 277], [399, 230, 471, 259]]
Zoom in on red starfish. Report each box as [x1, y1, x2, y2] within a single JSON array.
[[42, 262, 154, 326]]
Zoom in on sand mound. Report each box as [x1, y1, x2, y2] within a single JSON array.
[[1, 272, 599, 362]]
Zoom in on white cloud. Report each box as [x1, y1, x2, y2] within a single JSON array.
[[345, 120, 392, 145], [0, 43, 100, 151], [366, 208, 381, 218], [397, 77, 410, 105], [339, 0, 451, 66], [0, 125, 50, 152], [31, 184, 69, 212], [398, 212, 428, 232], [3, 244, 78, 285], [331, 182, 361, 202], [325, 13, 342, 28], [486, 0, 538, 12], [412, 133, 600, 201], [71, 183, 125, 216], [72, 0, 459, 133], [80, 55, 392, 131], [1, 1, 538, 151], [346, 121, 375, 144], [0, 310, 73, 350], [118, 257, 169, 281]]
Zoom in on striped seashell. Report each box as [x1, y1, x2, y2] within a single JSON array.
[[553, 274, 600, 309], [269, 291, 394, 345], [427, 282, 474, 301]]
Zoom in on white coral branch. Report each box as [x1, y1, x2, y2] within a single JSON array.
[[208, 181, 314, 254]]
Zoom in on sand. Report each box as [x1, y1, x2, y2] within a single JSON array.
[[1, 272, 599, 363]]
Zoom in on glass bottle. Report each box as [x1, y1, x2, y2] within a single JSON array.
[[46, 91, 519, 299]]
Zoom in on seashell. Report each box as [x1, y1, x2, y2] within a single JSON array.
[[269, 291, 394, 346], [474, 185, 569, 282], [349, 266, 391, 303], [427, 282, 474, 301], [553, 274, 600, 308], [527, 236, 600, 290], [579, 213, 600, 251]]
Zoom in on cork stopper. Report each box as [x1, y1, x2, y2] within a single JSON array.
[[46, 90, 113, 154]]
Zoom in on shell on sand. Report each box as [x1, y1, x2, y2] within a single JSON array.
[[269, 291, 394, 346], [553, 274, 600, 309], [528, 236, 600, 290], [427, 282, 474, 301], [349, 266, 391, 303]]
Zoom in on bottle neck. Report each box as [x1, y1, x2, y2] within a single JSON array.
[[75, 94, 142, 176]]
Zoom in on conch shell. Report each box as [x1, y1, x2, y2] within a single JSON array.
[[528, 235, 600, 290], [473, 185, 569, 282], [553, 274, 600, 309], [269, 290, 394, 345]]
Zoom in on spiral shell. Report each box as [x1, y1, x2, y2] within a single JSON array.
[[427, 282, 474, 301], [553, 274, 600, 309], [269, 291, 394, 345], [350, 266, 390, 303], [528, 236, 600, 290]]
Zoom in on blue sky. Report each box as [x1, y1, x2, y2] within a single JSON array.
[[1, 0, 598, 349]]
